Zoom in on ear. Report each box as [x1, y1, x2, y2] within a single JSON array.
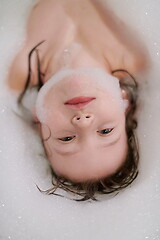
[[121, 89, 130, 113], [31, 107, 42, 135], [32, 107, 39, 123], [121, 89, 128, 100]]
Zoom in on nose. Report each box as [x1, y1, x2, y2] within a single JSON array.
[[71, 113, 94, 128]]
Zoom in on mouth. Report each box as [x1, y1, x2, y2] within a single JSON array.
[[64, 96, 96, 109]]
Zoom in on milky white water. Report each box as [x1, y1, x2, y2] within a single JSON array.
[[0, 0, 160, 240]]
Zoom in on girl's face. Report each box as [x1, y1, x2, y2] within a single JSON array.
[[35, 68, 128, 182]]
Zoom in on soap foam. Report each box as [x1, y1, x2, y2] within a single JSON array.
[[0, 0, 160, 240], [35, 67, 127, 123]]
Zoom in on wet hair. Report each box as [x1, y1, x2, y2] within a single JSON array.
[[18, 43, 139, 201]]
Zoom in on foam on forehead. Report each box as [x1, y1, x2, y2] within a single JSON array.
[[35, 67, 123, 123]]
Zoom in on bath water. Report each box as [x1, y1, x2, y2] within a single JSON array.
[[0, 0, 160, 239]]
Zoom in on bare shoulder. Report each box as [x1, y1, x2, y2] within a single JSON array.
[[91, 0, 149, 74], [7, 45, 38, 91], [7, 0, 67, 92], [7, 48, 28, 91]]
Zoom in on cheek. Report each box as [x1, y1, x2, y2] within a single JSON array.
[[99, 98, 123, 118], [42, 95, 68, 130], [45, 110, 67, 132]]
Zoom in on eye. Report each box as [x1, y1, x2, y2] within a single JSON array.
[[58, 136, 75, 142], [98, 128, 113, 135]]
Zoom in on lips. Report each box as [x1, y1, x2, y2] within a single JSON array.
[[64, 96, 96, 109]]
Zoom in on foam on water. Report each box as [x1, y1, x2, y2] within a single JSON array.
[[0, 0, 160, 240]]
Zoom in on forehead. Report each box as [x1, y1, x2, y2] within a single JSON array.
[[47, 133, 128, 182]]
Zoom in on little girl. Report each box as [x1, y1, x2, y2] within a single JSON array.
[[8, 0, 147, 200]]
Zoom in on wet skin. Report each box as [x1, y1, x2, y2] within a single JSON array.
[[8, 0, 147, 182], [39, 73, 128, 181]]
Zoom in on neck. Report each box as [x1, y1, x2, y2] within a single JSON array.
[[44, 42, 111, 83]]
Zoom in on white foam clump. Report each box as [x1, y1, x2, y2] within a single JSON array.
[[35, 67, 127, 123]]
